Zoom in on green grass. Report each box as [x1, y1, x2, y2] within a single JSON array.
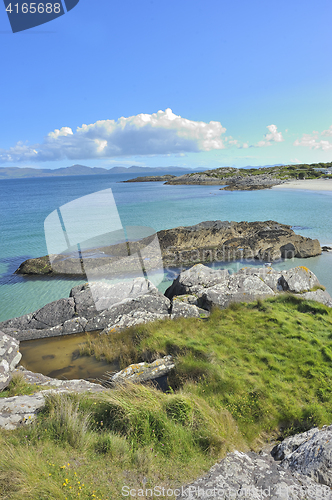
[[81, 294, 332, 441], [0, 386, 243, 499], [0, 371, 47, 398], [2, 294, 332, 498]]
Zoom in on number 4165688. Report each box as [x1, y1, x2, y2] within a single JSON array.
[[6, 3, 61, 13]]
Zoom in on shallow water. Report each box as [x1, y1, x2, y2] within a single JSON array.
[[20, 331, 118, 381]]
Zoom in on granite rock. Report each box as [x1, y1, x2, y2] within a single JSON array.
[[167, 265, 332, 312], [107, 355, 175, 386], [0, 331, 22, 391], [177, 449, 331, 499], [280, 425, 332, 487]]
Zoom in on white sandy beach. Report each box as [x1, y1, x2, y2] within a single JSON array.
[[273, 179, 332, 191]]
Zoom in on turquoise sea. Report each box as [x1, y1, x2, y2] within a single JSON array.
[[0, 171, 332, 322]]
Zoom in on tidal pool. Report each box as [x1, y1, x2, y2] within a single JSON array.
[[20, 331, 119, 382]]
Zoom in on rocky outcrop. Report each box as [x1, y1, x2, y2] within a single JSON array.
[[220, 174, 283, 191], [165, 264, 229, 299], [158, 221, 321, 267], [272, 427, 322, 461], [166, 264, 332, 311], [2, 264, 331, 342], [123, 174, 177, 182], [0, 332, 22, 391], [15, 220, 321, 275], [87, 289, 171, 333], [164, 169, 284, 190], [166, 172, 230, 185], [0, 279, 203, 341]]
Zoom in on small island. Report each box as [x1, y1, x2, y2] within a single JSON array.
[[125, 162, 332, 190], [15, 220, 321, 276]]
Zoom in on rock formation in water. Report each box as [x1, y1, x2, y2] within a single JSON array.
[[15, 220, 322, 275], [122, 174, 177, 182]]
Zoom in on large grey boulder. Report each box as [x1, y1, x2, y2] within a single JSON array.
[[301, 289, 332, 307], [280, 425, 332, 487], [0, 298, 76, 331], [70, 278, 156, 318], [166, 265, 332, 312], [170, 301, 207, 320], [88, 289, 171, 333], [165, 264, 229, 300], [0, 278, 161, 341], [198, 272, 276, 311], [177, 449, 331, 499], [178, 425, 332, 498], [280, 267, 320, 293], [272, 427, 320, 461], [0, 332, 22, 391]]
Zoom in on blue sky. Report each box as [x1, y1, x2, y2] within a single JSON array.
[[0, 0, 331, 170]]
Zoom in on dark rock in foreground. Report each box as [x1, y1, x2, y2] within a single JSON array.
[[177, 446, 332, 499], [0, 277, 204, 341], [178, 425, 332, 499], [15, 220, 322, 276]]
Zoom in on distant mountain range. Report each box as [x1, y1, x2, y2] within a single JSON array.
[[0, 165, 191, 180], [0, 163, 290, 180]]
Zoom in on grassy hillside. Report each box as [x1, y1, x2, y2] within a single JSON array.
[[1, 294, 332, 499]]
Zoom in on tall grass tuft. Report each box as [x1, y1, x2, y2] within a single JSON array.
[[38, 392, 91, 449]]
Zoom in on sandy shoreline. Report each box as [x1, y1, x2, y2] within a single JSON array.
[[272, 179, 332, 191]]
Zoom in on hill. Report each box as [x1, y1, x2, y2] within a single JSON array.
[[0, 164, 190, 180]]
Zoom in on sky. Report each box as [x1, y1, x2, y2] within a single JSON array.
[[0, 0, 331, 171]]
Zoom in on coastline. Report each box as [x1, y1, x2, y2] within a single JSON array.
[[272, 179, 332, 191]]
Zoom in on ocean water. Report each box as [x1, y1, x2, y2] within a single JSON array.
[[0, 171, 332, 322]]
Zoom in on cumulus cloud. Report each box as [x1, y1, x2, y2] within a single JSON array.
[[0, 109, 228, 163], [294, 127, 332, 151], [256, 124, 284, 147]]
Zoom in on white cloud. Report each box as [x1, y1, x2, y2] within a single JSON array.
[[321, 125, 332, 137], [294, 127, 332, 151], [0, 109, 228, 163], [256, 124, 284, 147]]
